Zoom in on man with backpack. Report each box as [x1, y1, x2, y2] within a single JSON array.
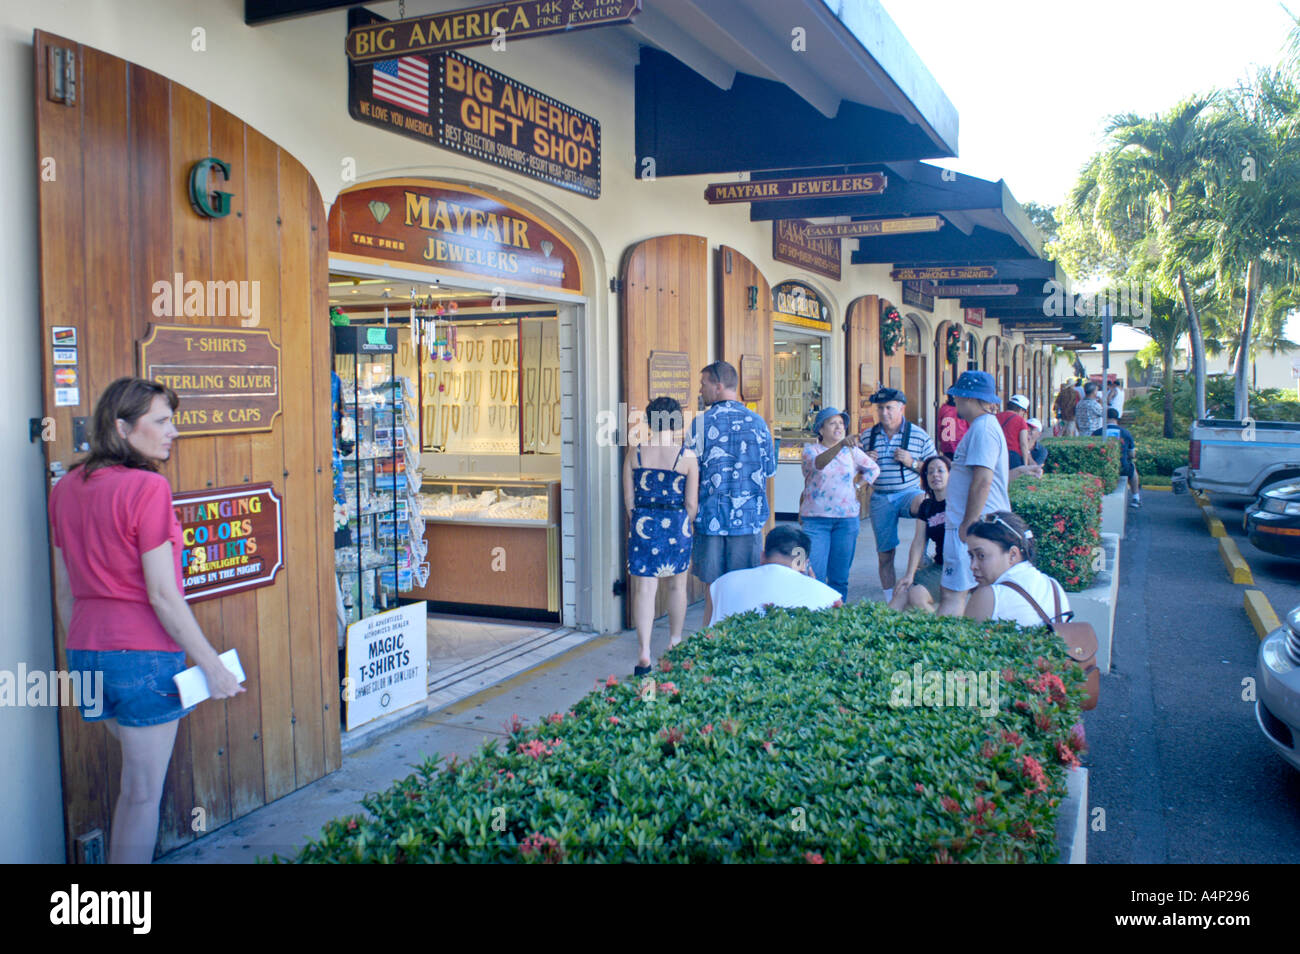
[[1104, 407, 1142, 509], [859, 388, 938, 603]]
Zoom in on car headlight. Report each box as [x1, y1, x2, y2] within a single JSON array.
[[1262, 636, 1296, 673], [1262, 498, 1300, 515]]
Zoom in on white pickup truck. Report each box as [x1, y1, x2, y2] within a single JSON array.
[[1172, 419, 1300, 497]]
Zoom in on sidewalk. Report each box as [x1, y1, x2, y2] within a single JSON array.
[[161, 517, 910, 863]]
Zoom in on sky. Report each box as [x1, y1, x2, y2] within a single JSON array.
[[878, 0, 1300, 344], [879, 0, 1298, 208]]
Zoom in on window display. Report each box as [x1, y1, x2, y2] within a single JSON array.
[[772, 333, 824, 453]]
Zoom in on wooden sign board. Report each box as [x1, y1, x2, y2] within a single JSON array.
[[859, 362, 874, 390], [706, 173, 886, 204], [964, 308, 985, 327], [740, 354, 763, 401], [329, 180, 582, 294], [346, 0, 641, 62], [772, 220, 841, 281], [173, 483, 284, 602], [647, 350, 692, 407], [805, 216, 942, 239], [901, 281, 933, 312], [139, 325, 281, 436], [891, 266, 997, 281], [347, 11, 600, 198], [933, 283, 1019, 297]]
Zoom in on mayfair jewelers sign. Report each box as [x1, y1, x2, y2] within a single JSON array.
[[174, 483, 284, 602], [705, 173, 887, 204], [347, 10, 600, 198], [804, 216, 943, 239], [328, 180, 583, 294], [773, 220, 841, 282], [139, 325, 281, 436], [345, 0, 641, 62]]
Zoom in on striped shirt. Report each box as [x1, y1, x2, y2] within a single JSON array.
[[861, 421, 937, 494]]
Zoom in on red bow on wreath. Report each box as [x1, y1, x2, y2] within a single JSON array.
[[945, 325, 962, 365]]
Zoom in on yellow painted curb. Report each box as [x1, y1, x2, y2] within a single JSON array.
[[1203, 508, 1226, 537], [1245, 590, 1281, 640], [1193, 492, 1212, 509], [1218, 536, 1254, 584]]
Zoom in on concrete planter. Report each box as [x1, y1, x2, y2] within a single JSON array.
[[1068, 533, 1120, 673], [1101, 483, 1128, 536], [1055, 766, 1088, 864]]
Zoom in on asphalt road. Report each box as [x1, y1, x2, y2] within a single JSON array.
[[1086, 488, 1300, 863]]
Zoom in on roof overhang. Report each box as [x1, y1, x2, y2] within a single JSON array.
[[633, 0, 958, 176]]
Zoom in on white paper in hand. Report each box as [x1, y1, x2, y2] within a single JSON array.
[[173, 649, 246, 708]]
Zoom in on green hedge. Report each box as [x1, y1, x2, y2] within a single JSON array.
[[293, 603, 1087, 863], [1135, 437, 1187, 479], [1010, 473, 1104, 592], [1040, 436, 1121, 494]]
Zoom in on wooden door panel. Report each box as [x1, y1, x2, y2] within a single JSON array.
[[619, 235, 710, 627], [715, 247, 773, 534], [34, 30, 334, 860], [846, 296, 879, 433]]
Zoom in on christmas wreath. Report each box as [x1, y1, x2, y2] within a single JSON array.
[[880, 303, 903, 356], [945, 324, 962, 366]]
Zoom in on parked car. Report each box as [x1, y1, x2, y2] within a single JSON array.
[[1172, 418, 1300, 498], [1256, 604, 1300, 772], [1245, 481, 1300, 559]]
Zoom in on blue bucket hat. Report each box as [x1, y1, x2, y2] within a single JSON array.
[[812, 406, 850, 437], [946, 370, 1001, 405]]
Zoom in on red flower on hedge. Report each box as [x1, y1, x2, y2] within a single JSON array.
[[1021, 755, 1049, 794], [1001, 668, 1016, 683], [1056, 739, 1081, 767], [1053, 518, 1067, 533], [659, 659, 673, 673], [1069, 722, 1088, 752], [941, 796, 961, 814], [1001, 730, 1024, 746], [804, 851, 825, 864], [1013, 821, 1037, 841]]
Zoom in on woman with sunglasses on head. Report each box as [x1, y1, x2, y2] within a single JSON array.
[[889, 456, 951, 612], [963, 511, 1072, 626]]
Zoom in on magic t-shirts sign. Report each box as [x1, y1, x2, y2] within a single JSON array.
[[328, 179, 583, 294]]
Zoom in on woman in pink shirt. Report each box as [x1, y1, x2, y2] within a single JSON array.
[[799, 406, 880, 601], [49, 377, 243, 864]]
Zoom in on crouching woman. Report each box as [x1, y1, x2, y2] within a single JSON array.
[[962, 511, 1071, 625]]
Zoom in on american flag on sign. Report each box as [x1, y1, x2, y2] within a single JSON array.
[[371, 55, 430, 115]]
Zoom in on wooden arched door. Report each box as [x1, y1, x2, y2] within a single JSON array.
[[35, 30, 337, 859], [846, 296, 881, 434], [619, 235, 710, 623], [933, 320, 957, 429]]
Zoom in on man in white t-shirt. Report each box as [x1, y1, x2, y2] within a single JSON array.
[[1107, 380, 1125, 418], [708, 525, 842, 626], [941, 371, 1010, 617]]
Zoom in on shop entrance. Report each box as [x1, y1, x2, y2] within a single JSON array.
[[326, 271, 575, 717]]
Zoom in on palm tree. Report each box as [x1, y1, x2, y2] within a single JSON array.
[[1069, 98, 1232, 419]]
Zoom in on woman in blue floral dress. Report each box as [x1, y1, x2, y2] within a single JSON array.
[[623, 396, 698, 675]]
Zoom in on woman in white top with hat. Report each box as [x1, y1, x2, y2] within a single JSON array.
[[962, 510, 1071, 626]]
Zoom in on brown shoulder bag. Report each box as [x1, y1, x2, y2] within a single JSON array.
[[997, 579, 1100, 711]]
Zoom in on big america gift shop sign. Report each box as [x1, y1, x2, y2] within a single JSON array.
[[173, 484, 284, 602]]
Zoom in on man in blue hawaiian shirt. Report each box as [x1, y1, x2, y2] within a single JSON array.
[[688, 360, 777, 624]]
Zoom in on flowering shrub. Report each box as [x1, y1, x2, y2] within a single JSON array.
[[1040, 436, 1122, 494], [295, 602, 1085, 864], [1010, 473, 1104, 591]]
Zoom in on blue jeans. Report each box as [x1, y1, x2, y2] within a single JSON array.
[[801, 516, 859, 601]]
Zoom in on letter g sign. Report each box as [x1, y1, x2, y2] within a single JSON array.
[[189, 157, 234, 218]]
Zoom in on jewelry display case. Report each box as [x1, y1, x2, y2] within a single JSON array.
[[405, 476, 561, 617]]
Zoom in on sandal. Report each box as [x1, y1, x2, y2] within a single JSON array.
[[633, 663, 652, 677]]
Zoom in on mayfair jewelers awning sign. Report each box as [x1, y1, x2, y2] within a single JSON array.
[[345, 0, 641, 63], [705, 173, 886, 204], [347, 10, 600, 198]]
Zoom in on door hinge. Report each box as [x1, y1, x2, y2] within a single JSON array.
[[609, 277, 624, 294], [47, 46, 76, 106], [611, 578, 626, 597]]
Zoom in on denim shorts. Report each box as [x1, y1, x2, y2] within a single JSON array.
[[869, 488, 925, 552], [691, 531, 762, 583], [64, 649, 196, 727]]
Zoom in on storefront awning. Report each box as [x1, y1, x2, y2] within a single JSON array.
[[633, 0, 958, 176]]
